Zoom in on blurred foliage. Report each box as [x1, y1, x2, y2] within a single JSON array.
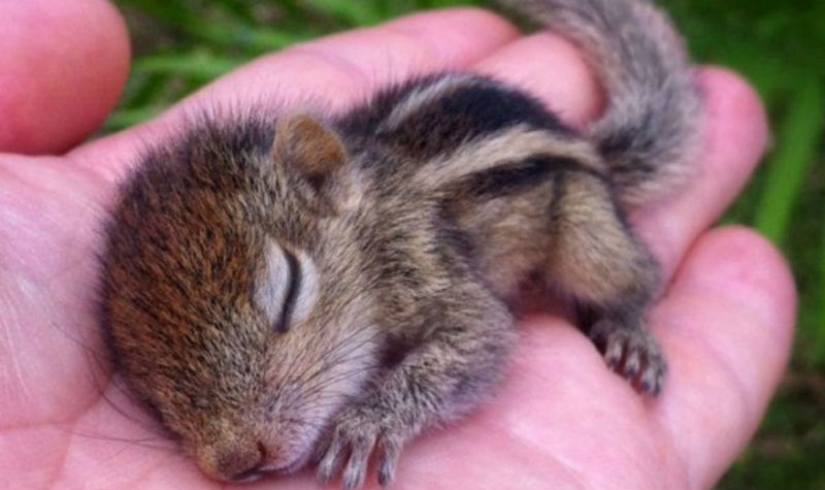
[[669, 3, 825, 487], [107, 0, 824, 487]]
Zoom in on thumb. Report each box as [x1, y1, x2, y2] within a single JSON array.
[[0, 0, 130, 155]]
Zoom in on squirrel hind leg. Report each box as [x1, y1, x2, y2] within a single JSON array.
[[544, 170, 666, 394]]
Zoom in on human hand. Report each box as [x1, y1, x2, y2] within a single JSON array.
[[0, 2, 794, 489]]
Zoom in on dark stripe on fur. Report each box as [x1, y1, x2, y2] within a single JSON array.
[[337, 74, 573, 165], [455, 156, 600, 200]]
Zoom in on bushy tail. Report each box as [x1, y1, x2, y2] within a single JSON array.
[[501, 0, 701, 207]]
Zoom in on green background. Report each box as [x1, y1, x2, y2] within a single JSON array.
[[106, 0, 824, 487]]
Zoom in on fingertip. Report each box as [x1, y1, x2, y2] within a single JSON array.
[[661, 225, 796, 407], [0, 0, 130, 155], [286, 7, 522, 104], [291, 6, 521, 84], [672, 225, 796, 359], [654, 225, 795, 488], [696, 66, 770, 178], [384, 7, 522, 67]]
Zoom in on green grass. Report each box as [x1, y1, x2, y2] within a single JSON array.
[[107, 0, 825, 487]]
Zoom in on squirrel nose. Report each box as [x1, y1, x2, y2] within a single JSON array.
[[214, 441, 268, 482]]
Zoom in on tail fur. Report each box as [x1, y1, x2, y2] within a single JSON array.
[[501, 0, 701, 206]]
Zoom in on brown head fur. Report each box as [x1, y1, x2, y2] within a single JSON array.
[[100, 115, 382, 480]]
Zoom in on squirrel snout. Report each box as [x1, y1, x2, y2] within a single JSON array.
[[201, 440, 267, 482]]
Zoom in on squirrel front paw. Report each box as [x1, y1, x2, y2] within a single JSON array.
[[317, 404, 407, 489]]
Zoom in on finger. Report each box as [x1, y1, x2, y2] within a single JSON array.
[[651, 226, 795, 489], [633, 67, 769, 275], [0, 0, 130, 155], [70, 8, 521, 177], [472, 32, 603, 128], [198, 8, 522, 112]]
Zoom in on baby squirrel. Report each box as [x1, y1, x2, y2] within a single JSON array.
[[99, 0, 700, 487]]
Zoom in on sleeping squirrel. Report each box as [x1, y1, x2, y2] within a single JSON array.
[[99, 0, 701, 487]]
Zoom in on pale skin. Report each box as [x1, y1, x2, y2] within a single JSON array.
[[0, 0, 796, 488]]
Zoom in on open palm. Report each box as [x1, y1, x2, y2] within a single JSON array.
[[0, 1, 794, 489]]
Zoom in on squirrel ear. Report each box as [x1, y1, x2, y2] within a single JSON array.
[[272, 114, 349, 211]]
